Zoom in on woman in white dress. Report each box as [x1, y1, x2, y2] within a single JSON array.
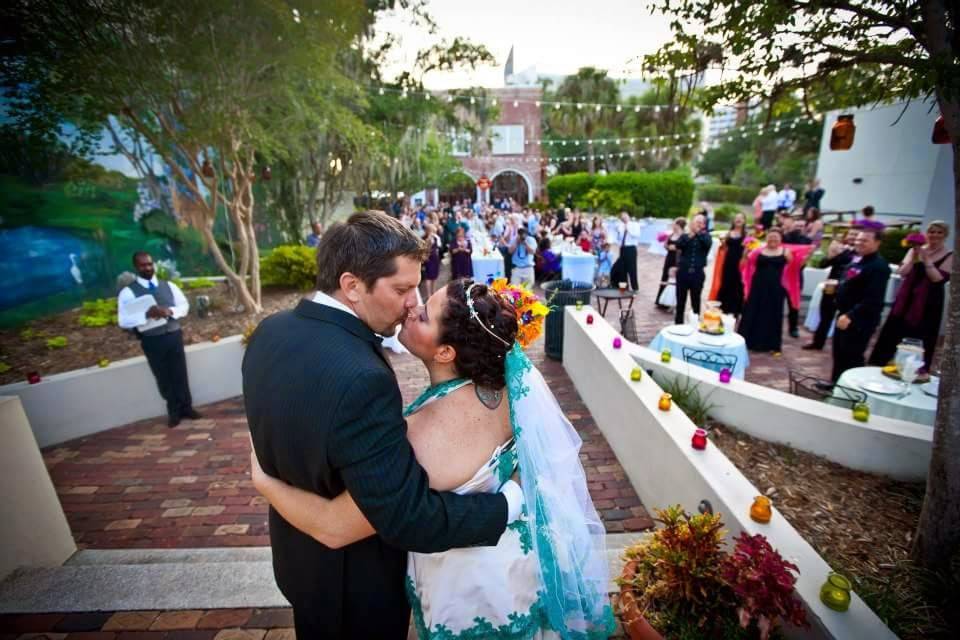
[[251, 278, 614, 639]]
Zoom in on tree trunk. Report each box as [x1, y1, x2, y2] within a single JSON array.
[[911, 98, 960, 570], [587, 140, 596, 175], [198, 221, 259, 313]]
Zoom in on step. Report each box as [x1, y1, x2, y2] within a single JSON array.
[[0, 533, 647, 614]]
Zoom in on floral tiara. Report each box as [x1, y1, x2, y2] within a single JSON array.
[[465, 278, 550, 349]]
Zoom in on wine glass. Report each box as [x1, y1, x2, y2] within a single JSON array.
[[900, 355, 921, 395]]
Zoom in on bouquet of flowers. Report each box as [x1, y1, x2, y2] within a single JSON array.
[[744, 236, 762, 252], [656, 231, 669, 243], [488, 278, 550, 348], [900, 232, 926, 248]]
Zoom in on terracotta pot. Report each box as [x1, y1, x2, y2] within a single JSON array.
[[619, 562, 664, 640]]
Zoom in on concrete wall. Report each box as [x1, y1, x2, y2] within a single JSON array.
[[0, 336, 245, 448], [563, 307, 896, 640], [633, 348, 932, 481], [0, 397, 76, 580], [816, 100, 953, 225]]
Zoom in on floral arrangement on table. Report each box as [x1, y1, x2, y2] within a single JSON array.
[[901, 232, 927, 249], [617, 505, 807, 640], [488, 277, 549, 348]]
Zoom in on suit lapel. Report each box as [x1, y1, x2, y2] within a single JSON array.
[[295, 298, 395, 374]]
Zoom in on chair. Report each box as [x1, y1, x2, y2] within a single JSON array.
[[681, 348, 738, 374], [788, 370, 866, 409]]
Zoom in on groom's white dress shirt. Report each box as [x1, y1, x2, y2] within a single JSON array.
[[311, 290, 525, 524]]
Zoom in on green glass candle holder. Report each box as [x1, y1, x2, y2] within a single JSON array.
[[852, 402, 870, 422], [630, 367, 642, 382], [575, 300, 583, 311], [819, 573, 852, 612], [661, 348, 672, 363]]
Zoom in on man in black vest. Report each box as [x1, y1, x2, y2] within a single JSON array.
[[117, 252, 200, 427], [831, 228, 890, 381], [673, 213, 713, 325], [243, 211, 521, 639]]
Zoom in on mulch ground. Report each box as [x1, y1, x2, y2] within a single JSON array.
[[710, 424, 951, 639]]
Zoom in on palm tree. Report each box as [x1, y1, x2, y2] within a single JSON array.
[[547, 68, 622, 175]]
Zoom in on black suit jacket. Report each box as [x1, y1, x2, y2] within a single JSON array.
[[243, 299, 508, 634], [836, 252, 890, 334]]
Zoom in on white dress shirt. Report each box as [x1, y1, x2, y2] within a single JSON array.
[[761, 191, 780, 211], [617, 220, 643, 247], [312, 289, 524, 523], [117, 277, 189, 330]]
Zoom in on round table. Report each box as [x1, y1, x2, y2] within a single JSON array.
[[471, 254, 505, 281], [648, 325, 750, 379], [639, 219, 672, 245], [835, 367, 937, 425], [593, 289, 636, 317], [561, 252, 596, 283]]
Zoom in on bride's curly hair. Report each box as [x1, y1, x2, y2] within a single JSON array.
[[442, 279, 518, 389]]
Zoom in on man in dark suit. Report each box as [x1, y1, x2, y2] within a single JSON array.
[[673, 213, 713, 325], [243, 211, 521, 639], [832, 228, 890, 381]]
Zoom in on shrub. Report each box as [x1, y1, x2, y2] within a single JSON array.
[[713, 203, 743, 224], [698, 183, 756, 205], [0, 361, 10, 374], [46, 336, 68, 349], [183, 278, 217, 290], [78, 298, 118, 327], [547, 171, 695, 219], [260, 244, 318, 290], [656, 374, 717, 425], [879, 227, 910, 265]]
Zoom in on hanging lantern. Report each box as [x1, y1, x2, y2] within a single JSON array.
[[201, 159, 215, 177], [829, 114, 855, 150], [261, 166, 272, 181], [932, 115, 951, 144]]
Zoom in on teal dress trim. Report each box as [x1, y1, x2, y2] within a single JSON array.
[[404, 377, 471, 417]]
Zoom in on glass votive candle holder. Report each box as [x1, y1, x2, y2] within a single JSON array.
[[630, 367, 642, 382], [575, 300, 583, 311], [719, 368, 732, 384], [658, 393, 672, 411], [750, 495, 772, 524], [586, 314, 594, 325], [660, 348, 672, 363], [691, 429, 708, 450], [852, 402, 870, 422], [613, 337, 622, 349], [27, 372, 41, 385], [819, 573, 852, 612]]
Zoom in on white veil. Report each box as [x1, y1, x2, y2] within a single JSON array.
[[505, 344, 616, 639]]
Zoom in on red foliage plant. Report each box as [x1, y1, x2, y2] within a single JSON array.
[[720, 532, 809, 640]]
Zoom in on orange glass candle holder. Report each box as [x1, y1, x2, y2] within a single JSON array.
[[658, 393, 672, 411], [750, 496, 772, 524]]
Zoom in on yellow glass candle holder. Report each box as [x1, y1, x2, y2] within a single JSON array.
[[819, 573, 852, 612], [658, 393, 672, 411], [852, 402, 870, 422], [750, 495, 772, 524], [575, 300, 583, 311], [630, 367, 642, 382], [661, 348, 672, 363]]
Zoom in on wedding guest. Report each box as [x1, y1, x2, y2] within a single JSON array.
[[509, 227, 538, 287], [305, 222, 323, 248], [777, 183, 797, 212], [739, 227, 793, 353], [611, 211, 642, 292], [869, 221, 952, 371], [699, 202, 715, 232], [535, 237, 561, 282], [803, 178, 825, 215], [590, 217, 606, 254], [853, 205, 884, 230], [422, 224, 441, 297], [656, 218, 686, 311], [760, 184, 780, 229], [673, 213, 713, 324], [752, 188, 766, 230], [577, 230, 593, 253], [497, 215, 519, 281], [450, 227, 473, 280], [804, 207, 825, 246], [570, 210, 584, 240], [596, 241, 613, 288], [803, 230, 856, 350], [117, 251, 200, 428], [831, 228, 890, 381], [780, 215, 812, 338], [708, 213, 747, 317]]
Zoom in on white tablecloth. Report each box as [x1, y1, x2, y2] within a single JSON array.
[[648, 325, 750, 379], [640, 219, 672, 245], [835, 367, 937, 426], [804, 281, 835, 337], [471, 254, 505, 281], [561, 252, 596, 283]]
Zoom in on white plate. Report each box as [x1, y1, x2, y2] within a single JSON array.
[[860, 380, 904, 395], [921, 378, 940, 398], [666, 325, 695, 336]]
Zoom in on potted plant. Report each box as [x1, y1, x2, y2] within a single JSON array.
[[617, 506, 807, 640]]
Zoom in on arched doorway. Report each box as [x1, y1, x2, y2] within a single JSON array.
[[438, 171, 476, 207], [491, 170, 531, 205]]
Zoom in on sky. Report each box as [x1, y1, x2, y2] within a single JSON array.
[[373, 0, 675, 89]]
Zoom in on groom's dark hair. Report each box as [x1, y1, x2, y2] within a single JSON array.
[[316, 210, 428, 292]]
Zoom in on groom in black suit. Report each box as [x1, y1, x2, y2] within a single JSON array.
[[243, 211, 522, 639]]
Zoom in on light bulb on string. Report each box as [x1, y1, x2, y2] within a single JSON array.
[[595, 104, 602, 112], [654, 105, 661, 113], [616, 105, 622, 112], [491, 98, 497, 106], [513, 100, 518, 107], [470, 96, 475, 105], [634, 106, 640, 113], [378, 88, 384, 95], [577, 103, 583, 110], [535, 100, 541, 107]]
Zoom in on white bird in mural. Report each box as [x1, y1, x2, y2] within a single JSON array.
[[69, 253, 83, 285]]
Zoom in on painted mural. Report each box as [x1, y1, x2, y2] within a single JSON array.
[[0, 140, 285, 327]]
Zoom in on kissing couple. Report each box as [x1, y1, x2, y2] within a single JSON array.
[[244, 211, 614, 639]]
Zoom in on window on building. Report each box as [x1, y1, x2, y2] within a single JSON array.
[[491, 124, 524, 155]]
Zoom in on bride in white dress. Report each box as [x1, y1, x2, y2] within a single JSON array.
[[251, 279, 614, 639]]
